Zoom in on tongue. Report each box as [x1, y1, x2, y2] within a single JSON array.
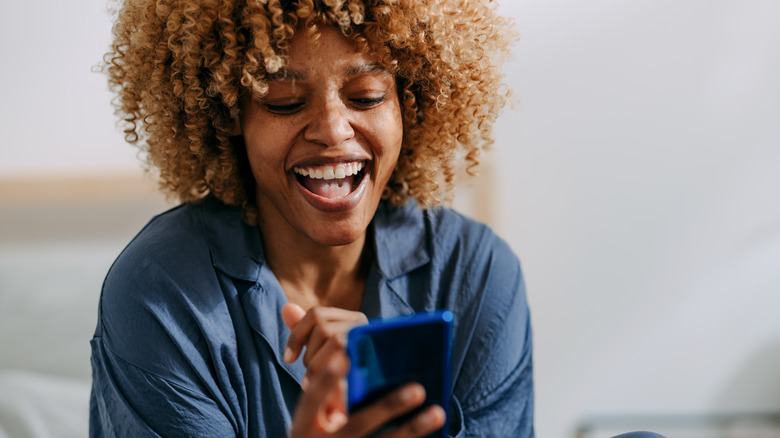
[[302, 175, 355, 199]]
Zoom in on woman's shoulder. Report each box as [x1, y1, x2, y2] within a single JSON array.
[[107, 196, 250, 281], [424, 206, 517, 269], [98, 197, 247, 331], [95, 198, 244, 376], [99, 200, 215, 315], [374, 201, 522, 306], [377, 200, 510, 248], [108, 201, 212, 281]]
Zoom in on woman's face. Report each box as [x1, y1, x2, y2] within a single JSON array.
[[239, 26, 403, 247]]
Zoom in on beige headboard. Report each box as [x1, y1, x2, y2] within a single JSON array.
[[0, 174, 172, 245]]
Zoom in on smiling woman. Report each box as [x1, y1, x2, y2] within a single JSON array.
[[239, 27, 403, 248], [90, 1, 529, 437], [104, 0, 515, 222]]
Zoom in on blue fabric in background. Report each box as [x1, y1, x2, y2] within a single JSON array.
[[611, 432, 666, 438]]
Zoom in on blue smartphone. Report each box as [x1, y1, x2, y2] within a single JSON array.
[[346, 310, 454, 437]]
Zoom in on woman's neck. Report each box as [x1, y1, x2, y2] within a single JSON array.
[[260, 225, 372, 312]]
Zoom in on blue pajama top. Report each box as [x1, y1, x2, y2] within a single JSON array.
[[89, 196, 534, 437]]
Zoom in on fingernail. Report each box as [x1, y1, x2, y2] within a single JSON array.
[[415, 410, 434, 428], [415, 407, 443, 429], [283, 347, 294, 363], [400, 385, 422, 404]]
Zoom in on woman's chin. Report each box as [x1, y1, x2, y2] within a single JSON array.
[[303, 223, 368, 248]]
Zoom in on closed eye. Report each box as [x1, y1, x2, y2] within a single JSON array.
[[350, 96, 386, 109], [263, 102, 305, 114]]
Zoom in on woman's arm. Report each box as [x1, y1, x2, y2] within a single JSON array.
[[90, 336, 236, 437], [453, 248, 534, 437]]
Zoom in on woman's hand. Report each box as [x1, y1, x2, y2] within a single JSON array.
[[282, 303, 446, 437], [287, 321, 446, 437], [282, 303, 368, 387]]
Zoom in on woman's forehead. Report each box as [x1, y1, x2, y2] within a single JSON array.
[[270, 25, 386, 73], [264, 62, 390, 82]]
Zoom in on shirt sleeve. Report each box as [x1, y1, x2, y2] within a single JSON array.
[[88, 236, 241, 438], [450, 233, 535, 438], [90, 336, 237, 438]]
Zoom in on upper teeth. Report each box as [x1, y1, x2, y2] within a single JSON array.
[[293, 161, 365, 180]]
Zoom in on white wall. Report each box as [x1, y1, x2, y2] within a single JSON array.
[[2, 1, 779, 437], [0, 0, 138, 177], [493, 1, 780, 436]]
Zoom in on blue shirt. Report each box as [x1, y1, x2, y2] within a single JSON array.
[[90, 197, 534, 437]]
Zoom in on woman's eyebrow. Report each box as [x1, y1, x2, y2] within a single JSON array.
[[345, 62, 390, 77], [265, 69, 307, 82]]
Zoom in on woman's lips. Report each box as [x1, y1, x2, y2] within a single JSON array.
[[293, 161, 365, 199], [291, 160, 369, 212], [293, 161, 365, 180]]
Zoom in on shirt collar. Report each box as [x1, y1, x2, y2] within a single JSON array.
[[200, 197, 431, 282], [199, 196, 266, 282], [371, 200, 431, 280]]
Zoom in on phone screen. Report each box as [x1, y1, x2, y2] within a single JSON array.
[[346, 310, 453, 437]]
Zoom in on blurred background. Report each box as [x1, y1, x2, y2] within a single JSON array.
[[1, 0, 779, 437]]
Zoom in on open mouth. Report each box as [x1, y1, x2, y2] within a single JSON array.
[[292, 161, 367, 199]]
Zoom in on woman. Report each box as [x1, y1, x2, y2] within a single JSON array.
[[90, 0, 532, 436]]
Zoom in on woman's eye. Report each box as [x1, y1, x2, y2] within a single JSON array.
[[350, 96, 386, 109], [263, 102, 304, 114]]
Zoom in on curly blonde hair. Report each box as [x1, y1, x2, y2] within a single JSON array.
[[105, 0, 517, 223]]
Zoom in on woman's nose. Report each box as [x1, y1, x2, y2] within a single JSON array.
[[303, 98, 355, 147]]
